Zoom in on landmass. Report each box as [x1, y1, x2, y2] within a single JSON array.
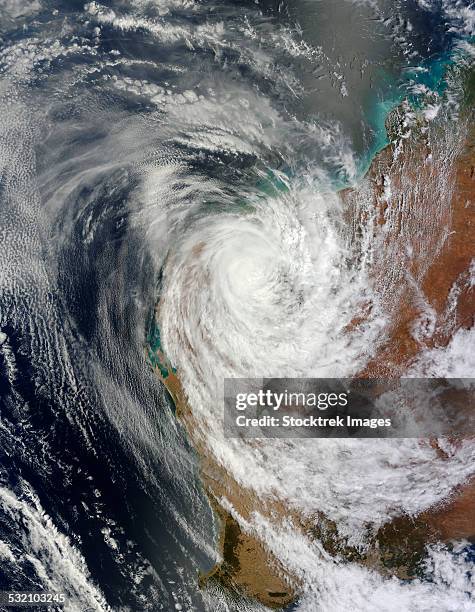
[[151, 95, 475, 608]]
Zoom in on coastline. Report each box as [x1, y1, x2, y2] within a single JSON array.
[[150, 102, 475, 608]]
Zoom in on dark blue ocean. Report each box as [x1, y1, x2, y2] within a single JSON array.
[[0, 1, 473, 610]]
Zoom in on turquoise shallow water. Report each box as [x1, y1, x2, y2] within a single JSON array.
[[355, 39, 475, 183], [1, 0, 474, 610], [147, 37, 475, 381]]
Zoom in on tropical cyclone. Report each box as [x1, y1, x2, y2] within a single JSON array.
[[153, 102, 475, 609]]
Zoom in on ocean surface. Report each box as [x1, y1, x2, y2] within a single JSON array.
[[0, 1, 474, 610]]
